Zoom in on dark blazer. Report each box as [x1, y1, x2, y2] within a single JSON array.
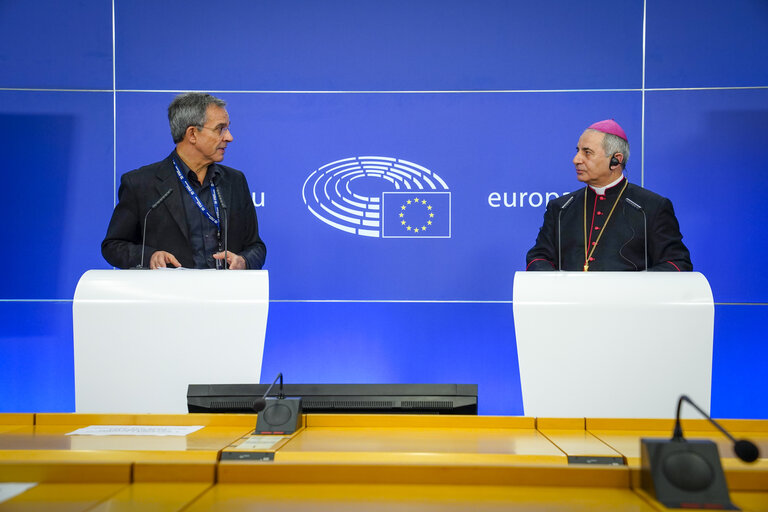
[[526, 179, 691, 271], [102, 152, 266, 269]]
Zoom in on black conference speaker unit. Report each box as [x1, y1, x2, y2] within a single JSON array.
[[641, 438, 736, 509], [640, 395, 759, 510], [254, 397, 303, 435], [248, 373, 303, 435]]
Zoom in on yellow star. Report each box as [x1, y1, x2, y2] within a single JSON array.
[[427, 220, 432, 225], [406, 226, 411, 231], [401, 205, 406, 210], [407, 200, 412, 204], [421, 226, 426, 231], [414, 227, 419, 233], [429, 213, 434, 218], [427, 205, 432, 210], [414, 197, 419, 203], [401, 220, 406, 225], [422, 200, 427, 205], [399, 212, 404, 217]]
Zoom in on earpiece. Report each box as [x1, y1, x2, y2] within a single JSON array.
[[610, 154, 621, 169]]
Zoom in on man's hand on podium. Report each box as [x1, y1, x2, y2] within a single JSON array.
[[150, 250, 182, 269], [214, 251, 246, 270]]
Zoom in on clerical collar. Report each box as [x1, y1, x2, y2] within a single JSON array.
[[589, 174, 625, 195]]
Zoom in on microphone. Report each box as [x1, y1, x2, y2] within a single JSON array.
[[215, 182, 229, 270], [135, 188, 173, 269], [253, 372, 303, 435], [252, 372, 284, 413], [672, 395, 759, 463], [624, 198, 648, 271], [639, 394, 759, 509], [557, 195, 575, 270]]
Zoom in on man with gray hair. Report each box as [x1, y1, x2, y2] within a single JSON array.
[[102, 92, 266, 269], [526, 119, 691, 271]]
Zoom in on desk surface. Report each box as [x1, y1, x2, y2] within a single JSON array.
[[582, 418, 768, 492], [0, 414, 765, 511], [275, 426, 567, 464], [186, 483, 660, 512], [0, 414, 33, 426], [0, 413, 255, 484]]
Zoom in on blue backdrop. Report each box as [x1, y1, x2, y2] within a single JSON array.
[[1, 0, 766, 417]]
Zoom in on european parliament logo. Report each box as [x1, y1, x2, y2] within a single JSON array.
[[302, 156, 451, 238]]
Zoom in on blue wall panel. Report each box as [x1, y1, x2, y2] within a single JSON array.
[[1, 0, 767, 418], [644, 89, 768, 302], [0, 0, 112, 89], [711, 305, 768, 419], [117, 90, 641, 300], [115, 0, 642, 91], [646, 0, 768, 88], [0, 302, 74, 412], [261, 302, 522, 416], [0, 92, 115, 299]]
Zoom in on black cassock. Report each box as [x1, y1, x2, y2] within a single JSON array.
[[526, 178, 692, 271]]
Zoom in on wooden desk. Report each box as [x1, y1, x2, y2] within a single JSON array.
[[0, 414, 251, 510], [0, 414, 254, 484], [222, 414, 567, 469], [537, 418, 625, 465], [0, 483, 126, 512], [186, 482, 659, 511], [2, 413, 253, 458], [0, 414, 33, 426], [585, 419, 768, 480], [584, 418, 767, 511], [282, 415, 564, 465], [87, 483, 211, 512], [0, 414, 764, 511], [0, 414, 33, 436]]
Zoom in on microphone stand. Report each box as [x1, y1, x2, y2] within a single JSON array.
[[639, 394, 759, 509], [557, 196, 574, 270], [624, 198, 647, 271], [214, 182, 229, 269], [135, 188, 173, 269]]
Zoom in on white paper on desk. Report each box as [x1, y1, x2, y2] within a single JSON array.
[[65, 425, 204, 436], [0, 483, 37, 504]]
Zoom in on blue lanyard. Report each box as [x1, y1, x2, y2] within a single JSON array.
[[172, 158, 221, 233]]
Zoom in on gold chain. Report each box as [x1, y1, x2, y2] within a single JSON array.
[[583, 180, 628, 271]]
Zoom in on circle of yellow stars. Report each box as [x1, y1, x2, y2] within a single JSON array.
[[399, 196, 435, 233]]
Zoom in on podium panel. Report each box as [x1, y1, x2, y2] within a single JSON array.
[[73, 270, 269, 413], [512, 272, 714, 418]]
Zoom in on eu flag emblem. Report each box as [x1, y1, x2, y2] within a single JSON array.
[[381, 191, 451, 238]]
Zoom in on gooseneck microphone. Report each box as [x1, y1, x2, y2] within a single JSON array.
[[624, 198, 648, 271], [672, 395, 759, 463], [135, 188, 174, 269], [252, 372, 284, 413], [640, 394, 759, 508], [557, 195, 575, 270], [252, 372, 302, 435]]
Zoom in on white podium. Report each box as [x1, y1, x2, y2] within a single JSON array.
[[512, 272, 714, 418], [73, 269, 269, 414]]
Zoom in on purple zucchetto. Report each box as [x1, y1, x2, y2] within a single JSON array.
[[587, 119, 628, 141]]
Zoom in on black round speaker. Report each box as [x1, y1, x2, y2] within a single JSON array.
[[263, 403, 292, 425], [662, 451, 715, 491]]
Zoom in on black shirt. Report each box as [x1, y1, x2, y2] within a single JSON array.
[[175, 155, 222, 269]]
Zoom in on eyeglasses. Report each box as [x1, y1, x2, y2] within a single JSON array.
[[198, 124, 231, 138]]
